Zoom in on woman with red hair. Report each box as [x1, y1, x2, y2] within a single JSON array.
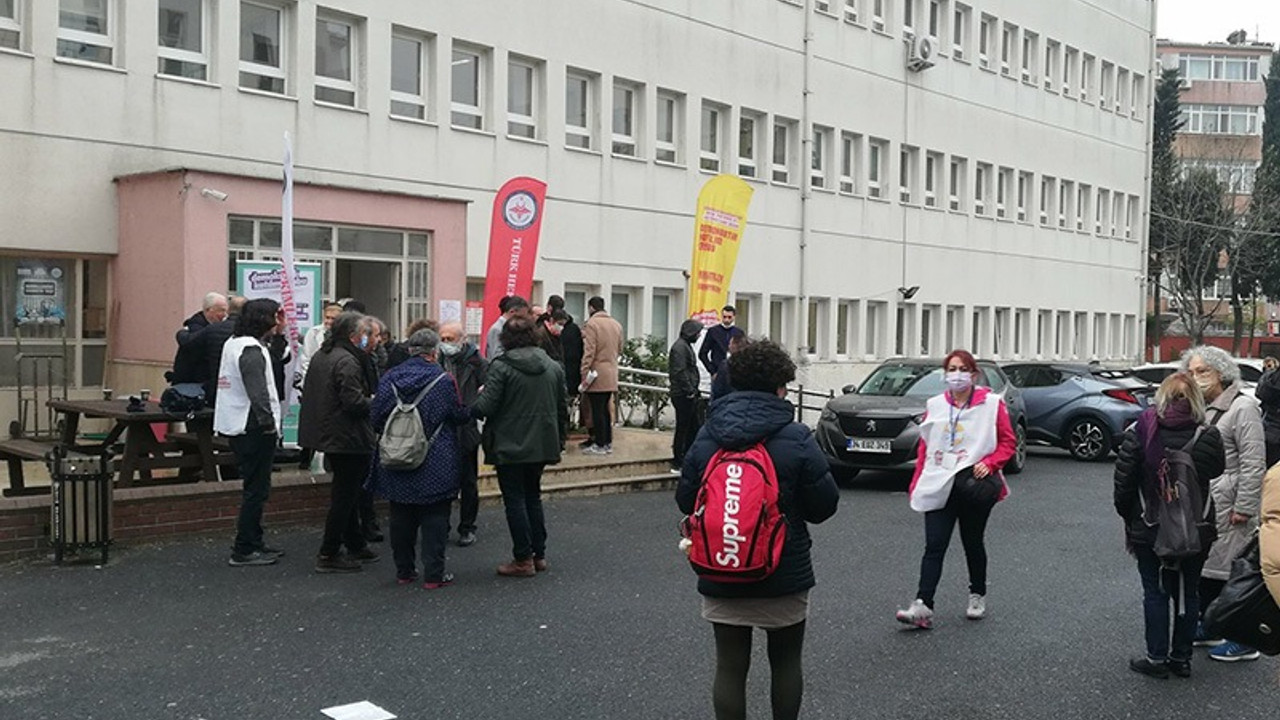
[[895, 350, 1018, 629]]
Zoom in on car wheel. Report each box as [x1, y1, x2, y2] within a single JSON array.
[[1006, 422, 1027, 475], [1066, 417, 1109, 461], [830, 466, 860, 487]]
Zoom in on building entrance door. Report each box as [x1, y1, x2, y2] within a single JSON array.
[[337, 259, 400, 332]]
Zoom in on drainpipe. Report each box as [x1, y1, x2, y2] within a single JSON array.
[[799, 0, 814, 361]]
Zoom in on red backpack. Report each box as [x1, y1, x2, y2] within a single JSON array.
[[682, 442, 787, 583]]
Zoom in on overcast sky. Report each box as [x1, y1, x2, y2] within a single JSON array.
[[1157, 0, 1280, 44]]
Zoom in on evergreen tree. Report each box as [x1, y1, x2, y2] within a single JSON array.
[[1147, 68, 1184, 351], [1254, 52, 1280, 300]]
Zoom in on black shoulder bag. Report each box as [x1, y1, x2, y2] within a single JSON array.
[[1202, 534, 1280, 656]]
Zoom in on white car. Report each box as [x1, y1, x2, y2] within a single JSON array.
[[1129, 359, 1264, 397]]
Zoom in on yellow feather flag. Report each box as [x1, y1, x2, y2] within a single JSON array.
[[687, 175, 754, 324]]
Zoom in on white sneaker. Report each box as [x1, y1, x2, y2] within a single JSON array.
[[966, 593, 986, 620], [582, 445, 606, 455], [895, 599, 933, 629]]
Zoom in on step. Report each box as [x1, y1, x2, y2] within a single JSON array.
[[477, 457, 673, 495], [478, 472, 679, 501]]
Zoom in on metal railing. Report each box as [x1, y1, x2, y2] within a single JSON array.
[[617, 366, 835, 425]]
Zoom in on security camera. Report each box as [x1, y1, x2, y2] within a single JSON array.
[[200, 188, 228, 201]]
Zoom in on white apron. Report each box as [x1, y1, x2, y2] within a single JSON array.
[[910, 392, 1001, 512]]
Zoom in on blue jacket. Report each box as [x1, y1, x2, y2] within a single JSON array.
[[677, 391, 840, 598], [365, 358, 471, 506]]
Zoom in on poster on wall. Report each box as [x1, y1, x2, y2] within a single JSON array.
[[15, 260, 67, 326], [465, 301, 485, 338], [236, 260, 324, 446]]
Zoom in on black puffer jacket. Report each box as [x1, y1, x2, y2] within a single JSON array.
[[1255, 368, 1280, 447], [1113, 408, 1225, 550], [668, 320, 703, 399], [677, 391, 839, 598], [297, 341, 377, 454]]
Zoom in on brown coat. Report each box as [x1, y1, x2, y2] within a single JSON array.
[[1262, 463, 1280, 605], [580, 310, 623, 393]]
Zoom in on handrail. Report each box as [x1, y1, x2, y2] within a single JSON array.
[[617, 365, 835, 424]]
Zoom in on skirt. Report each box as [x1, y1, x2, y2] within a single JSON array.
[[701, 591, 810, 629]]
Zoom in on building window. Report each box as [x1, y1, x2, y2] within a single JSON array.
[[1081, 53, 1095, 101], [995, 167, 1009, 218], [924, 152, 940, 208], [1016, 171, 1031, 222], [158, 0, 209, 80], [1058, 180, 1073, 228], [612, 80, 640, 156], [1112, 192, 1124, 237], [902, 0, 916, 37], [815, 0, 832, 14], [0, 257, 110, 389], [1184, 159, 1258, 194], [811, 125, 831, 189], [839, 132, 860, 194], [773, 120, 795, 184], [0, 0, 22, 50], [868, 138, 886, 198], [899, 145, 916, 204], [806, 299, 828, 356], [1125, 196, 1136, 239], [1178, 53, 1261, 82], [315, 15, 357, 107], [1076, 183, 1089, 230], [1043, 39, 1059, 91], [1039, 176, 1053, 225], [1063, 46, 1078, 96], [948, 156, 966, 211], [239, 1, 285, 93], [565, 69, 595, 149], [506, 55, 540, 138], [651, 292, 675, 345], [1131, 74, 1144, 118], [952, 3, 970, 61], [836, 301, 855, 356], [844, 0, 860, 24], [655, 89, 681, 164], [739, 111, 763, 178], [58, 0, 114, 65], [700, 102, 725, 172], [1099, 61, 1113, 109], [1020, 30, 1037, 83], [1096, 188, 1109, 234], [978, 14, 995, 70], [390, 32, 428, 120], [1180, 104, 1261, 135], [1116, 67, 1129, 114], [1000, 21, 1016, 77], [974, 162, 991, 215], [927, 0, 940, 39], [452, 46, 488, 130]]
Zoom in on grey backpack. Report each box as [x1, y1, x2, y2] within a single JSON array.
[[378, 374, 446, 470], [1151, 427, 1212, 564]]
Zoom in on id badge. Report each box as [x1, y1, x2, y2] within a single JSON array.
[[941, 452, 959, 471]]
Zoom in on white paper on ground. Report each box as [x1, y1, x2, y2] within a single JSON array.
[[320, 700, 397, 720]]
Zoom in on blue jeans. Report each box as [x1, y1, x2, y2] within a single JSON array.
[[496, 463, 547, 561], [1135, 545, 1204, 662]]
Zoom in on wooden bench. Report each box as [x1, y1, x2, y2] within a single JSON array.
[[0, 437, 58, 497], [167, 432, 238, 481]]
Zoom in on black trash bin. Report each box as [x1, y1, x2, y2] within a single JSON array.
[[48, 447, 113, 565]]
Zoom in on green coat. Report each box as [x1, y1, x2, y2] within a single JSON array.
[[473, 347, 567, 466]]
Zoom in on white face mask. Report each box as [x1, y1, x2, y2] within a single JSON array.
[[1194, 377, 1215, 392], [439, 342, 461, 357], [944, 371, 973, 393]]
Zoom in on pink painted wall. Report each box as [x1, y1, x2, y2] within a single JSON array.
[[114, 170, 468, 365]]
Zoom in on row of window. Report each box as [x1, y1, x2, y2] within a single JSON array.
[[791, 0, 1149, 122], [1175, 52, 1266, 83], [1182, 159, 1258, 196], [1180, 104, 1263, 136]]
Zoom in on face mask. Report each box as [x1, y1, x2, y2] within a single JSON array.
[[944, 371, 973, 393], [548, 323, 563, 337], [358, 334, 370, 350], [1194, 377, 1215, 392], [439, 342, 461, 356]]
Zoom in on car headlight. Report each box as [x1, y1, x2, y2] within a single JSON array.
[[820, 406, 837, 423]]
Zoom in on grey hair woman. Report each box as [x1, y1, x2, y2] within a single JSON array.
[[1180, 345, 1239, 388]]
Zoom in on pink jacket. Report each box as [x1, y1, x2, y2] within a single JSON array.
[[908, 386, 1016, 502]]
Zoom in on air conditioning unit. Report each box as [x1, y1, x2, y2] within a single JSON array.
[[1179, 77, 1192, 90], [907, 35, 937, 72]]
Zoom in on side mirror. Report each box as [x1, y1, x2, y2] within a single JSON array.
[[842, 384, 858, 395]]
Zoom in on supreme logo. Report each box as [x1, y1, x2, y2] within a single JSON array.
[[715, 463, 747, 568]]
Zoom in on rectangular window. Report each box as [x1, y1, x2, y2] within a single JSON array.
[[700, 102, 724, 172], [1021, 31, 1037, 83], [816, 0, 831, 13], [452, 45, 488, 130], [1099, 61, 1113, 109], [1112, 192, 1124, 237], [315, 15, 357, 107], [927, 0, 940, 39], [651, 292, 673, 346], [1063, 46, 1078, 96], [902, 0, 915, 37], [0, 0, 21, 50], [1125, 196, 1136, 239], [868, 138, 886, 198], [974, 162, 991, 215], [952, 3, 970, 61], [1059, 180, 1073, 228], [612, 80, 640, 156], [924, 152, 940, 207], [806, 299, 828, 356], [899, 145, 916, 204], [773, 120, 794, 184], [839, 132, 860, 194], [1096, 188, 1109, 234], [1081, 53, 1095, 101], [1131, 74, 1145, 118], [565, 69, 594, 149], [239, 1, 285, 93], [948, 156, 966, 211], [995, 167, 1009, 218], [158, 0, 208, 80], [1040, 176, 1053, 225], [506, 55, 539, 138], [811, 125, 830, 189], [1016, 171, 1031, 222], [739, 111, 763, 178], [1000, 22, 1016, 77], [1177, 53, 1261, 82], [978, 14, 994, 69], [1044, 39, 1059, 91], [390, 32, 427, 120], [1116, 67, 1129, 114], [58, 0, 113, 65], [836, 301, 853, 356], [1180, 104, 1261, 135], [872, 0, 886, 32], [1076, 183, 1090, 230], [656, 90, 681, 164], [843, 0, 860, 24]]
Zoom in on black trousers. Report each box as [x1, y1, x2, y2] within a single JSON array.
[[496, 463, 547, 561], [587, 391, 613, 447], [671, 394, 701, 466], [229, 429, 276, 556], [916, 488, 995, 607], [358, 488, 379, 535], [389, 500, 452, 582], [320, 453, 370, 557], [456, 447, 480, 535]]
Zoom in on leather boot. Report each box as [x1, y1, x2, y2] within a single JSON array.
[[496, 558, 536, 577]]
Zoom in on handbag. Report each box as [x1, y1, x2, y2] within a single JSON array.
[[160, 383, 206, 416], [951, 466, 1001, 507], [1202, 535, 1280, 656]]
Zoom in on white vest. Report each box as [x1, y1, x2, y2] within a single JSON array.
[[910, 391, 1002, 512], [213, 336, 282, 436]]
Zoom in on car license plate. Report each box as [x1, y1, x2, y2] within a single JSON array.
[[847, 438, 891, 453]]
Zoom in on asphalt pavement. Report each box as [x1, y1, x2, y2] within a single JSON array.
[[2, 449, 1278, 719]]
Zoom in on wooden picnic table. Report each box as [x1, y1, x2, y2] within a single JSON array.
[[47, 398, 220, 487]]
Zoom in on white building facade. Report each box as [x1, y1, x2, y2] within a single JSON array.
[[0, 0, 1155, 398]]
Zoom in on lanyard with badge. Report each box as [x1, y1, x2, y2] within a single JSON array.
[[940, 393, 971, 471]]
